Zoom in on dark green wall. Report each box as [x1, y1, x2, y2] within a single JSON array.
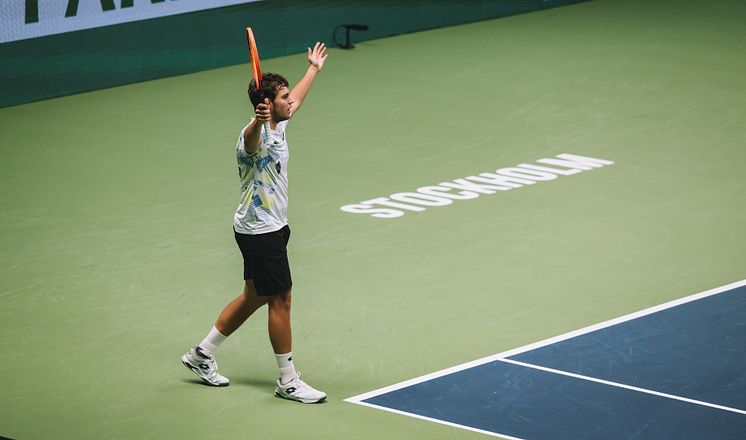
[[1, 0, 586, 107]]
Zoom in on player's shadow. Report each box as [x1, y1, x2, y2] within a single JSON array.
[[179, 378, 214, 386], [178, 377, 329, 404], [178, 376, 274, 388], [230, 375, 277, 388]]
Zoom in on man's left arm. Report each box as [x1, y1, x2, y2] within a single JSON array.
[[289, 42, 328, 115]]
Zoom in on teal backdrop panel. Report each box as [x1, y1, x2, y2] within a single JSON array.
[[1, 0, 586, 108]]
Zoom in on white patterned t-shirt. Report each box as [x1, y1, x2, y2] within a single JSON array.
[[233, 120, 290, 235]]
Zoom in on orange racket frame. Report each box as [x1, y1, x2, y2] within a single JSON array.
[[246, 27, 262, 88], [245, 27, 269, 142]]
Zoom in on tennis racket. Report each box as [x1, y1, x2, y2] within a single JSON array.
[[245, 26, 270, 144]]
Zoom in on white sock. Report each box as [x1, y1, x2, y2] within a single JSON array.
[[198, 326, 227, 357], [275, 352, 297, 384]]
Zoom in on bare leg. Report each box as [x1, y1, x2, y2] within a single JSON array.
[[267, 288, 292, 354], [267, 287, 326, 402], [215, 281, 268, 336]]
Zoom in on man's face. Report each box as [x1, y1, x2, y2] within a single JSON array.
[[271, 86, 293, 122]]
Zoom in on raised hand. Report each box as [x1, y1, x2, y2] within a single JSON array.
[[308, 42, 328, 70]]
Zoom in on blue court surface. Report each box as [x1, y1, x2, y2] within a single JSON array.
[[346, 280, 746, 439]]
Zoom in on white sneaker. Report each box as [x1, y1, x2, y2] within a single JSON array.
[[274, 373, 327, 403], [181, 346, 230, 387]]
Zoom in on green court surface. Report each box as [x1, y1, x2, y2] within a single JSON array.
[[1, 0, 745, 439]]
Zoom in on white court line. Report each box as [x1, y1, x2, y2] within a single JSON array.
[[346, 278, 746, 407], [352, 401, 526, 440], [500, 358, 746, 415]]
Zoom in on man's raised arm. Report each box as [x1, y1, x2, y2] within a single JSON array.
[[288, 42, 328, 115]]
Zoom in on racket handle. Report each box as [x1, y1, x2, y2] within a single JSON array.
[[262, 121, 270, 144]]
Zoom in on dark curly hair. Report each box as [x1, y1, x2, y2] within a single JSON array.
[[247, 72, 289, 108]]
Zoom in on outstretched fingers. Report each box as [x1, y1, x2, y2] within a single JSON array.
[[308, 42, 328, 69]]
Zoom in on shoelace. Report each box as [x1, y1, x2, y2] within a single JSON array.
[[288, 375, 313, 393]]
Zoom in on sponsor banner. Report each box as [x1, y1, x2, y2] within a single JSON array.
[[1, 0, 262, 44]]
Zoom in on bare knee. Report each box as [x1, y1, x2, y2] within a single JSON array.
[[267, 289, 292, 311]]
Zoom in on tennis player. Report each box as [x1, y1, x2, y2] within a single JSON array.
[[182, 42, 328, 404]]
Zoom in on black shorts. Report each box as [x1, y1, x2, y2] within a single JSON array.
[[234, 225, 292, 296]]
